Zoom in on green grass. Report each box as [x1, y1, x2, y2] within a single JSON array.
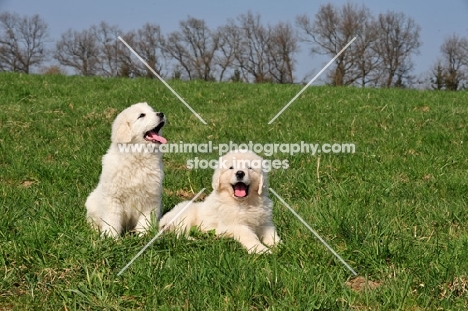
[[1, 72, 467, 310]]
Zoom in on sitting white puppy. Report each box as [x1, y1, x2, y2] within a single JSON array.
[[86, 102, 166, 237], [160, 150, 280, 254]]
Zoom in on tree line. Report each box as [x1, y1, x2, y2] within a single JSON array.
[[1, 3, 467, 90]]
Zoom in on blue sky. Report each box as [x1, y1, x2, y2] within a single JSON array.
[[1, 0, 468, 82]]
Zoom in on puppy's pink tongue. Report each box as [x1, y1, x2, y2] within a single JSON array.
[[234, 183, 247, 197], [147, 131, 167, 144], [154, 134, 167, 144]]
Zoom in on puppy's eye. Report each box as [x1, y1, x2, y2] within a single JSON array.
[[229, 166, 234, 170], [247, 166, 252, 170], [138, 113, 146, 119]]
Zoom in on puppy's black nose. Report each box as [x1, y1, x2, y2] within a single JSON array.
[[235, 171, 245, 180], [156, 112, 164, 118]]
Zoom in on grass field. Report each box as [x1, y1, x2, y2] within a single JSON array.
[[1, 72, 467, 310]]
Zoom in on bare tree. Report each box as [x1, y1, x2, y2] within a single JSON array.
[[267, 22, 298, 83], [117, 23, 166, 78], [353, 18, 381, 86], [164, 16, 218, 81], [297, 8, 420, 88], [91, 22, 122, 77], [115, 31, 138, 77], [438, 34, 468, 90], [297, 5, 422, 88], [138, 23, 166, 78], [0, 12, 49, 73], [216, 14, 298, 84], [215, 20, 243, 81], [296, 3, 373, 86], [235, 12, 272, 83], [373, 11, 421, 88], [164, 31, 191, 79], [55, 28, 100, 76]]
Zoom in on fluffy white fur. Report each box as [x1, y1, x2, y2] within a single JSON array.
[[159, 150, 280, 254], [85, 102, 166, 237]]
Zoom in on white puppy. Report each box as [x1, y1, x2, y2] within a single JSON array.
[[86, 102, 166, 237], [159, 150, 280, 254]]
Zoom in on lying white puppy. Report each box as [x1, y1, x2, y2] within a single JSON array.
[[86, 102, 166, 237], [160, 150, 280, 253]]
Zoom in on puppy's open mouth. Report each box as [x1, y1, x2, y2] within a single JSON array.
[[144, 121, 167, 144], [233, 182, 249, 198]]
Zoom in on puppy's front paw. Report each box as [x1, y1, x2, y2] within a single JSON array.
[[263, 234, 281, 247], [101, 227, 121, 239], [248, 243, 271, 254]]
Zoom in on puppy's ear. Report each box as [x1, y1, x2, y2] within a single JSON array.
[[111, 120, 132, 143], [258, 169, 268, 195], [257, 172, 263, 195], [212, 167, 221, 191]]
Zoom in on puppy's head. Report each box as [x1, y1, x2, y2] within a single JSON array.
[[212, 150, 267, 200], [111, 102, 166, 144]]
